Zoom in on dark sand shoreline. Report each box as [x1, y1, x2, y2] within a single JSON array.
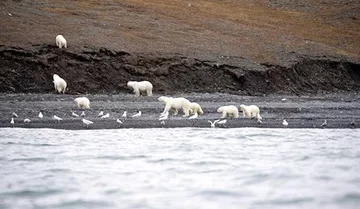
[[1, 93, 359, 129]]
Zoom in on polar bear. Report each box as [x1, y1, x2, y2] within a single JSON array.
[[240, 104, 262, 120], [127, 81, 153, 97], [217, 105, 239, 118], [56, 35, 67, 49], [158, 96, 191, 117], [74, 97, 91, 109], [189, 102, 204, 115], [53, 74, 67, 94]]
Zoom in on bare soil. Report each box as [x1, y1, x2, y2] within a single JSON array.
[[0, 0, 359, 129]]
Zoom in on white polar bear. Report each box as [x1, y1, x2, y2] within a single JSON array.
[[240, 104, 262, 120], [74, 97, 91, 109], [127, 81, 153, 97], [53, 74, 67, 94], [189, 102, 204, 115], [158, 96, 191, 117], [217, 105, 239, 118], [56, 35, 67, 49]]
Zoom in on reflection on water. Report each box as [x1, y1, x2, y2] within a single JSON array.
[[0, 128, 359, 209]]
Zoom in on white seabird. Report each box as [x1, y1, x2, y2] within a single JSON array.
[[321, 119, 327, 128], [208, 119, 221, 128], [12, 112, 18, 118], [98, 111, 104, 117], [10, 118, 14, 127], [132, 111, 142, 118], [82, 118, 93, 127], [116, 118, 123, 124], [160, 121, 165, 125], [282, 119, 288, 128], [38, 111, 43, 119], [24, 118, 31, 123], [189, 112, 198, 120], [54, 115, 63, 123], [71, 112, 79, 117], [101, 113, 110, 119], [122, 111, 127, 118], [80, 111, 86, 117], [217, 119, 227, 127]]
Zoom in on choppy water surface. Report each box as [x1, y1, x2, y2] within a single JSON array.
[[0, 128, 359, 209]]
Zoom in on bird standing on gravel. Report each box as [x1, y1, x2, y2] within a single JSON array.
[[82, 118, 93, 128], [71, 112, 79, 117], [10, 117, 15, 127], [98, 111, 104, 117], [24, 118, 31, 124], [321, 120, 327, 128], [282, 119, 288, 128], [217, 119, 227, 128], [122, 111, 127, 118], [80, 111, 86, 117], [101, 113, 110, 119], [54, 115, 63, 123], [38, 111, 43, 119], [132, 111, 141, 118]]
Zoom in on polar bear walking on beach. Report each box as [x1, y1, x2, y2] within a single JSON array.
[[217, 105, 239, 119], [189, 102, 204, 115], [74, 97, 91, 109], [53, 74, 67, 94], [240, 104, 262, 121], [56, 35, 67, 49], [127, 81, 153, 97], [158, 96, 191, 117]]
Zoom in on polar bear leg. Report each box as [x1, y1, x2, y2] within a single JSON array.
[[146, 88, 152, 96], [172, 108, 178, 116], [162, 104, 172, 115], [134, 88, 140, 97], [234, 111, 239, 118], [183, 106, 190, 117], [222, 111, 227, 118]]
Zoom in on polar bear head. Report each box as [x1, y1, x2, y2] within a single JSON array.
[[127, 81, 136, 88]]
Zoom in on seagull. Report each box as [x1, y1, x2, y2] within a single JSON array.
[[350, 119, 356, 128], [38, 111, 43, 119], [122, 111, 127, 118], [282, 119, 288, 128], [101, 113, 110, 119], [208, 120, 218, 128], [98, 111, 104, 117], [82, 118, 93, 128], [217, 119, 227, 127], [189, 112, 198, 120], [116, 118, 123, 124], [321, 119, 327, 128], [12, 112, 18, 118], [71, 112, 79, 117], [160, 121, 165, 125], [54, 115, 63, 123], [281, 98, 287, 102], [132, 111, 141, 118], [80, 111, 86, 117], [24, 118, 31, 123], [10, 118, 14, 127]]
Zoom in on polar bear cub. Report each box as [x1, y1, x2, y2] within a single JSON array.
[[53, 74, 67, 94], [74, 97, 91, 109], [189, 102, 204, 115], [240, 104, 262, 120], [127, 81, 153, 97], [158, 96, 191, 117], [217, 105, 239, 118], [56, 35, 67, 48]]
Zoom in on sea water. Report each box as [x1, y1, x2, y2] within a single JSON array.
[[0, 128, 359, 209]]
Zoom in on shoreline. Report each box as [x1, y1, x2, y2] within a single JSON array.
[[0, 93, 358, 129]]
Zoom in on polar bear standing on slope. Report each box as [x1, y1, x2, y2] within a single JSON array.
[[240, 104, 262, 121], [74, 97, 91, 109], [158, 96, 191, 117], [127, 81, 153, 97], [217, 105, 239, 118], [56, 35, 67, 49], [189, 102, 204, 115], [53, 74, 67, 94]]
